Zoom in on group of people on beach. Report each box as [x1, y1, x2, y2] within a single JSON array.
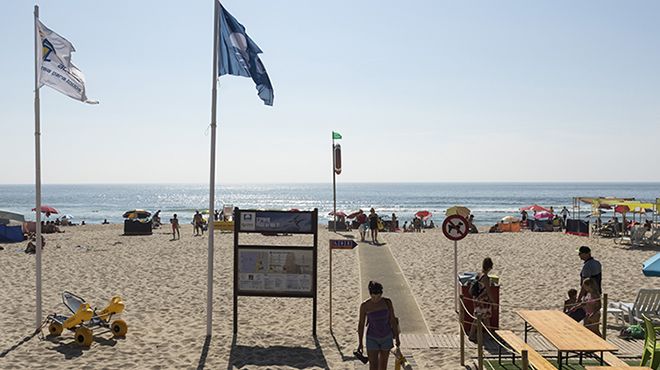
[[564, 246, 603, 335]]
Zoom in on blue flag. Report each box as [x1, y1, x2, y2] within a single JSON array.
[[217, 3, 274, 106]]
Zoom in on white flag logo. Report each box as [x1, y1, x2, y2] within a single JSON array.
[[36, 20, 97, 104]]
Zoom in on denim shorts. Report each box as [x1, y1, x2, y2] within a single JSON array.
[[366, 334, 394, 351]]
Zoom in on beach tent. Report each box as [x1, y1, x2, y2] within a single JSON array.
[[0, 224, 24, 243], [643, 253, 660, 277]]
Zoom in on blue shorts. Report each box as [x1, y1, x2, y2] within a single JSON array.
[[366, 334, 393, 351]]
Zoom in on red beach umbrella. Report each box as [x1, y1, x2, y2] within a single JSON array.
[[328, 211, 347, 218], [347, 210, 362, 219], [415, 210, 432, 220], [520, 204, 551, 213], [32, 205, 59, 215], [289, 208, 300, 212]]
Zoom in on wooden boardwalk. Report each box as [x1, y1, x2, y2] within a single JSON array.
[[400, 333, 644, 358]]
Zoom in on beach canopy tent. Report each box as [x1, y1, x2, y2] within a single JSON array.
[[445, 206, 470, 218], [122, 209, 151, 219], [520, 204, 551, 213], [0, 224, 24, 243], [0, 210, 25, 224], [643, 253, 660, 277]]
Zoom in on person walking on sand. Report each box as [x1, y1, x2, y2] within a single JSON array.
[[368, 208, 380, 244], [356, 210, 368, 242], [357, 281, 400, 370], [193, 210, 203, 236], [560, 206, 570, 228], [171, 214, 180, 240]]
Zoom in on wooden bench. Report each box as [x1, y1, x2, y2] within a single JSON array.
[[496, 330, 557, 370], [600, 352, 630, 367]]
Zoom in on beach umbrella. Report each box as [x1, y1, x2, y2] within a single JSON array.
[[642, 253, 660, 277], [614, 205, 630, 214], [32, 205, 59, 215], [328, 210, 347, 218], [534, 211, 553, 220], [122, 209, 151, 219], [445, 206, 470, 218], [416, 210, 433, 220], [501, 215, 519, 224], [347, 210, 361, 219], [289, 208, 300, 212], [520, 204, 551, 213], [60, 214, 74, 220]]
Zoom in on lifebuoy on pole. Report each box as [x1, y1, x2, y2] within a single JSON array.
[[334, 144, 342, 175]]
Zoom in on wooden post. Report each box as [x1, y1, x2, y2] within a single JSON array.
[[459, 295, 465, 366], [521, 350, 529, 370], [602, 293, 608, 339], [477, 317, 484, 370]]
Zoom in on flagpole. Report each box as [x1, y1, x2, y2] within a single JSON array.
[[206, 0, 220, 338], [33, 4, 43, 329], [332, 135, 336, 232]]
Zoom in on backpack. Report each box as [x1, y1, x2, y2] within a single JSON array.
[[469, 275, 484, 297]]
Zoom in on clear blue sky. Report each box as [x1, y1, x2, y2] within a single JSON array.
[[2, 0, 659, 184]]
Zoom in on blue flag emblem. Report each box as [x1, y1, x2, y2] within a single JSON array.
[[217, 3, 274, 106]]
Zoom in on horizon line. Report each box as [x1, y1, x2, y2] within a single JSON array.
[[2, 181, 660, 186]]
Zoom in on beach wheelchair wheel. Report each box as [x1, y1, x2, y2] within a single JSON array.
[[74, 327, 93, 347], [111, 319, 128, 337], [48, 322, 63, 336]]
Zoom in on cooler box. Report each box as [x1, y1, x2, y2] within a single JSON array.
[[459, 277, 500, 334]]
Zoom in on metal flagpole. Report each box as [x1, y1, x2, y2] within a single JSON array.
[[33, 4, 43, 330], [332, 135, 336, 232], [206, 0, 220, 338]]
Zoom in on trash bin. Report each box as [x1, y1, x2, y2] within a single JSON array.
[[459, 273, 500, 334]]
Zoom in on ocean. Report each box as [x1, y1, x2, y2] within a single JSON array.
[[0, 183, 658, 226]]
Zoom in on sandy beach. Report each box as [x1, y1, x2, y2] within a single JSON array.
[[0, 224, 657, 369]]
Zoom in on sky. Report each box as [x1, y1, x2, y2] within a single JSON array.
[[1, 0, 659, 184]]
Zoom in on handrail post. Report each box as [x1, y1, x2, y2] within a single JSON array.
[[521, 349, 529, 370], [459, 295, 465, 366], [602, 293, 608, 339], [477, 317, 484, 370]]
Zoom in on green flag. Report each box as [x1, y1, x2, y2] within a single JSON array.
[[332, 131, 342, 140]]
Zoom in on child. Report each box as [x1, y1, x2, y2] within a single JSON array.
[[563, 288, 578, 313], [171, 214, 180, 240], [580, 278, 601, 336]]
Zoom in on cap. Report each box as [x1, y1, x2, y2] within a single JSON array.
[[577, 246, 591, 254]]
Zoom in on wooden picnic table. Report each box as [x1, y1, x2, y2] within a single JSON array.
[[585, 367, 651, 370], [517, 310, 618, 369]]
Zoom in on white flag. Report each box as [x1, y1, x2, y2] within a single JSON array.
[[36, 20, 98, 104]]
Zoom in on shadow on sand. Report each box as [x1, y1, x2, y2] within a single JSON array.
[[225, 335, 328, 369]]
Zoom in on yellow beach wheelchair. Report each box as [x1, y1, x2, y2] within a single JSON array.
[[45, 291, 127, 347]]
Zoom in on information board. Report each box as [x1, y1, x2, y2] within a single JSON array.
[[238, 210, 313, 233], [237, 248, 314, 295]]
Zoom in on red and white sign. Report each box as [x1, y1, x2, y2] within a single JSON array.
[[442, 215, 469, 241]]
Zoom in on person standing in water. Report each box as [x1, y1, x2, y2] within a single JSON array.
[[357, 281, 400, 370]]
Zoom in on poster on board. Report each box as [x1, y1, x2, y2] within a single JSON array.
[[239, 211, 313, 233], [238, 248, 314, 294]]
